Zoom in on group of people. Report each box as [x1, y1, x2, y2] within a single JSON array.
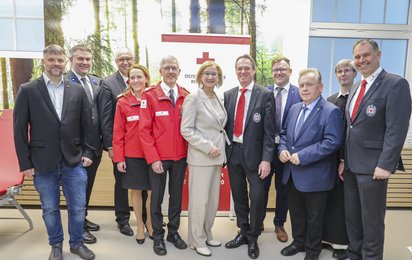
[[12, 38, 411, 260]]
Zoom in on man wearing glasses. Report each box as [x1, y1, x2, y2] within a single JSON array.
[[264, 56, 301, 243], [139, 55, 190, 256]]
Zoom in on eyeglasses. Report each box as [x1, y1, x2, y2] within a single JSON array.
[[336, 68, 354, 75], [203, 72, 218, 77], [272, 68, 289, 73], [236, 66, 252, 72], [117, 57, 133, 63], [162, 66, 179, 72]]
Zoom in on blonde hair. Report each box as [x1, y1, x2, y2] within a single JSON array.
[[195, 61, 223, 87]]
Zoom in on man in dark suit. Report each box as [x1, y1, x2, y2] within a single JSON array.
[[224, 54, 275, 259], [323, 59, 356, 259], [66, 44, 112, 243], [13, 44, 95, 260], [344, 39, 411, 260], [100, 48, 135, 236], [279, 68, 344, 260], [264, 56, 301, 242]]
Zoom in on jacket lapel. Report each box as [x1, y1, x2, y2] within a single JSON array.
[[199, 89, 226, 127], [294, 98, 324, 142], [245, 84, 259, 128], [284, 86, 297, 122], [36, 77, 61, 122], [60, 80, 71, 121]]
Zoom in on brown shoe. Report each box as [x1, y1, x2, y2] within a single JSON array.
[[275, 226, 288, 242]]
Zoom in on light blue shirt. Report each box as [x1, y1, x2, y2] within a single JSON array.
[[43, 73, 64, 120], [297, 95, 322, 123]]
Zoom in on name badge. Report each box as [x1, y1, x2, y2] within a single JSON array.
[[141, 100, 147, 108], [155, 111, 169, 117], [127, 115, 139, 122]]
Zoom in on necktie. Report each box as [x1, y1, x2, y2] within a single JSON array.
[[126, 79, 130, 85], [81, 77, 93, 103], [294, 107, 308, 139], [275, 87, 283, 134], [169, 89, 175, 106], [351, 79, 367, 122], [234, 88, 248, 137]]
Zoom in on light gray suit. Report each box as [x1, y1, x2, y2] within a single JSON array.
[[181, 88, 228, 248]]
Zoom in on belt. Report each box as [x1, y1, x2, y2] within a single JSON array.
[[232, 142, 244, 148]]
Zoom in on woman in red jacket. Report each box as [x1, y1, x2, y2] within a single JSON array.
[[113, 64, 152, 244]]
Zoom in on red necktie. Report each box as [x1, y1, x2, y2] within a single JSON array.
[[351, 79, 367, 122], [234, 88, 248, 137], [126, 79, 130, 85]]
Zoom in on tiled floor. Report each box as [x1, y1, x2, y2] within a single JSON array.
[[0, 208, 411, 259]]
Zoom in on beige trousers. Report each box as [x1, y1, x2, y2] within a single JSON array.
[[187, 164, 221, 248]]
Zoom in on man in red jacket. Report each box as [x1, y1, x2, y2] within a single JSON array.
[[139, 55, 189, 256]]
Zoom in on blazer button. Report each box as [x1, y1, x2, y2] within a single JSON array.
[[292, 146, 295, 150], [220, 130, 223, 133], [92, 116, 95, 120], [350, 125, 353, 128]]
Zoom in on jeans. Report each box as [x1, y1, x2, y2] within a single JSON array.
[[34, 160, 87, 247]]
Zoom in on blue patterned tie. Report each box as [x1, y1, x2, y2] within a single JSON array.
[[294, 106, 308, 139]]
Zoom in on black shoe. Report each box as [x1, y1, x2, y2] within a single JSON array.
[[248, 240, 260, 259], [304, 253, 319, 260], [49, 243, 63, 260], [118, 223, 134, 236], [153, 239, 167, 256], [136, 238, 145, 244], [85, 219, 100, 231], [280, 243, 305, 256], [333, 249, 348, 259], [166, 233, 187, 249], [83, 229, 97, 244], [70, 242, 95, 260], [225, 233, 248, 249]]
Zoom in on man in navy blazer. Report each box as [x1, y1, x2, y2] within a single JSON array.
[[264, 56, 301, 243], [279, 68, 344, 260], [344, 39, 411, 260]]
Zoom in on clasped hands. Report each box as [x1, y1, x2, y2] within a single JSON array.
[[279, 150, 300, 165]]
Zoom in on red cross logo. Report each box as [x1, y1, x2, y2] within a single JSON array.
[[196, 52, 215, 64], [368, 107, 374, 113]]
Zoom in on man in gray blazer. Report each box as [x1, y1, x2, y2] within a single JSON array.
[[224, 54, 275, 259], [13, 44, 95, 260], [344, 39, 411, 260], [100, 48, 135, 237]]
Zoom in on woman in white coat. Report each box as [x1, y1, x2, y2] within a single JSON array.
[[181, 61, 228, 257]]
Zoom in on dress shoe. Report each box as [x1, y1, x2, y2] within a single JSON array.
[[136, 237, 145, 244], [153, 239, 167, 256], [118, 223, 134, 236], [85, 219, 100, 231], [70, 242, 95, 260], [190, 245, 212, 257], [304, 253, 319, 260], [280, 243, 305, 256], [83, 229, 97, 244], [248, 240, 260, 259], [225, 233, 248, 248], [49, 243, 63, 260], [166, 233, 187, 249], [333, 249, 349, 259], [275, 226, 288, 242], [206, 240, 221, 247]]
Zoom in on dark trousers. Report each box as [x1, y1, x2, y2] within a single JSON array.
[[113, 163, 130, 225], [344, 171, 387, 260], [150, 158, 186, 240], [323, 178, 348, 245], [263, 149, 288, 227], [85, 153, 102, 217], [288, 178, 328, 256], [227, 144, 265, 241]]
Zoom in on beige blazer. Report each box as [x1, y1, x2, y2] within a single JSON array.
[[181, 88, 229, 166]]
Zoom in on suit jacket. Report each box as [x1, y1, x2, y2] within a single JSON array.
[[266, 83, 301, 129], [328, 92, 348, 160], [224, 84, 276, 171], [66, 70, 111, 156], [345, 69, 411, 173], [181, 88, 228, 166], [279, 97, 344, 192], [13, 76, 94, 173], [100, 71, 127, 145]]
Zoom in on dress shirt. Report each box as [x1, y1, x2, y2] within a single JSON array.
[[72, 70, 94, 99], [161, 81, 179, 101], [273, 82, 290, 127], [349, 67, 382, 117], [120, 72, 128, 86], [233, 81, 254, 143], [297, 95, 321, 123], [43, 73, 64, 120]]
